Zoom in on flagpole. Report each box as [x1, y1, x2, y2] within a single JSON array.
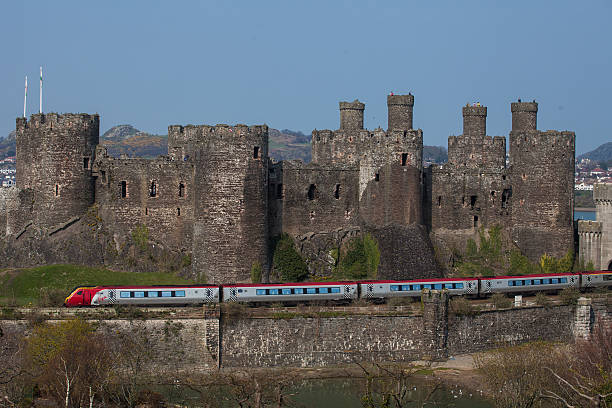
[[23, 76, 27, 118], [39, 66, 42, 114]]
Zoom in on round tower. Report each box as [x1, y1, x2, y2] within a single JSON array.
[[16, 113, 99, 229], [462, 105, 487, 138], [339, 100, 365, 130], [511, 100, 538, 132], [387, 94, 414, 130]]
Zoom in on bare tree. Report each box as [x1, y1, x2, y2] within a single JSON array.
[[0, 324, 25, 408]]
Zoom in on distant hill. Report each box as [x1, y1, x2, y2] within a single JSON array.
[[101, 125, 167, 158], [578, 142, 612, 163], [269, 129, 311, 162], [423, 146, 447, 163], [0, 131, 16, 159]]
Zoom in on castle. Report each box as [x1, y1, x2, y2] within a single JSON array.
[[578, 183, 612, 270], [0, 94, 576, 283]]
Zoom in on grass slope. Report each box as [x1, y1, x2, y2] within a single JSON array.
[[0, 264, 193, 306]]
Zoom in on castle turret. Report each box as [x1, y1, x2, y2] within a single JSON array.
[[387, 94, 414, 130], [462, 105, 487, 138], [509, 101, 575, 261], [511, 100, 538, 132], [339, 100, 365, 130], [16, 113, 99, 230]]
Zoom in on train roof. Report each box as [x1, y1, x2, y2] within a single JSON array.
[[223, 281, 359, 288], [579, 270, 612, 275], [480, 272, 579, 280], [84, 284, 218, 290], [359, 277, 479, 284]]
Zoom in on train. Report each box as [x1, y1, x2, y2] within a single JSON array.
[[63, 271, 612, 307]]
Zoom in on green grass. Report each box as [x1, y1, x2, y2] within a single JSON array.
[[0, 264, 194, 306]]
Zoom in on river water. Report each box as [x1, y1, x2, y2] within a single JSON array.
[[574, 210, 596, 221]]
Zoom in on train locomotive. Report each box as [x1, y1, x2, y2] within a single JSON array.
[[64, 271, 612, 307]]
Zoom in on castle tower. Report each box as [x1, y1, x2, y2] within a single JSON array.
[[339, 100, 365, 130], [594, 184, 612, 269], [183, 124, 269, 283], [462, 105, 487, 138], [511, 100, 537, 132], [387, 94, 414, 130], [15, 113, 99, 230], [509, 101, 575, 260]]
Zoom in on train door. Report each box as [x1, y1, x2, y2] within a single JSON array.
[[83, 290, 92, 306]]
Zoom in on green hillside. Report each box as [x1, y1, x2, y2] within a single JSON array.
[[0, 264, 193, 306]]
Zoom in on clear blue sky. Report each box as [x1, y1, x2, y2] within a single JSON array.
[[2, 0, 611, 154]]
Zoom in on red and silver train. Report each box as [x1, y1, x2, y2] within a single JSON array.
[[64, 271, 612, 307]]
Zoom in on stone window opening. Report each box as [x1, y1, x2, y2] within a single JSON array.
[[490, 191, 496, 200], [55, 184, 59, 197], [177, 207, 181, 216], [309, 211, 315, 220], [179, 183, 185, 197], [145, 208, 149, 215], [462, 196, 466, 207], [101, 170, 107, 185], [334, 184, 340, 199], [253, 146, 260, 159], [473, 215, 479, 228], [401, 153, 408, 166], [345, 209, 351, 219], [502, 189, 511, 208], [470, 195, 477, 210], [120, 181, 127, 198], [307, 184, 317, 200], [375, 173, 380, 182], [502, 175, 506, 180], [522, 173, 527, 180], [276, 183, 283, 199], [149, 180, 157, 197], [83, 157, 90, 169], [437, 196, 442, 207]]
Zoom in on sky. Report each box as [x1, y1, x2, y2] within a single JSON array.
[[1, 1, 611, 154]]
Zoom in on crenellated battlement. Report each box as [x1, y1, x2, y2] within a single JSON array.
[[16, 113, 99, 131], [577, 220, 602, 234]]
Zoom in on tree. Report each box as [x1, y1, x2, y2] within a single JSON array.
[[336, 233, 380, 280], [0, 324, 25, 407], [272, 234, 308, 282], [25, 319, 114, 408]]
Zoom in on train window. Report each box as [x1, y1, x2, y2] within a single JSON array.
[[413, 285, 421, 290], [560, 278, 567, 284], [120, 291, 130, 298], [269, 289, 279, 295], [238, 289, 243, 293], [533, 280, 541, 285], [551, 279, 559, 284], [542, 279, 551, 284], [434, 284, 442, 290], [423, 284, 432, 289], [525, 280, 532, 285], [295, 288, 304, 294], [282, 289, 291, 295], [176, 291, 185, 297], [161, 291, 172, 297], [134, 292, 145, 298], [400, 285, 409, 291], [604, 275, 612, 281], [331, 287, 340, 293], [508, 281, 514, 286], [256, 289, 266, 295], [320, 288, 329, 294], [443, 284, 451, 289], [455, 283, 464, 289], [515, 281, 523, 286], [390, 285, 400, 291], [148, 291, 158, 297], [306, 288, 316, 294]]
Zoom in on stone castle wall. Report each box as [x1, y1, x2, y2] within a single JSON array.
[[578, 183, 612, 270]]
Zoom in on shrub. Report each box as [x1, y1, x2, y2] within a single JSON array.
[[251, 261, 262, 283], [450, 297, 476, 316], [131, 224, 149, 251], [559, 287, 580, 305], [38, 287, 66, 307], [336, 233, 380, 280], [535, 292, 550, 307], [272, 234, 308, 282], [491, 293, 512, 309], [509, 249, 538, 275]]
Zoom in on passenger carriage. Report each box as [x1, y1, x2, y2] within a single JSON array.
[[64, 285, 220, 307], [222, 282, 359, 303], [359, 278, 479, 300], [479, 273, 580, 295], [579, 271, 612, 289]]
